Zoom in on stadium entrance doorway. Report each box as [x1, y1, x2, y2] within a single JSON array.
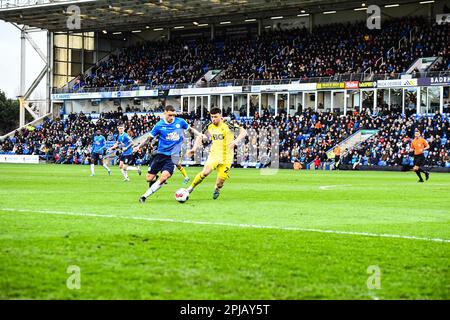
[[185, 95, 211, 118], [419, 86, 441, 114], [331, 90, 346, 115], [219, 94, 233, 117], [346, 90, 359, 115], [246, 94, 261, 117], [359, 89, 377, 114], [302, 91, 318, 111], [275, 93, 289, 115], [287, 92, 301, 115], [404, 87, 417, 115]]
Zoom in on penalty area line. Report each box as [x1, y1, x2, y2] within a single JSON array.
[[1, 207, 449, 243]]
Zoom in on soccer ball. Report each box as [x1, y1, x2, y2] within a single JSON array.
[[175, 188, 189, 203]]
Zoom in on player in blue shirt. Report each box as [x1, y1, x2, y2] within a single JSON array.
[[133, 105, 204, 203], [89, 129, 111, 176], [147, 137, 190, 186], [108, 124, 134, 181]]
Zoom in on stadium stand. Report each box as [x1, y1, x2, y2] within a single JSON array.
[[1, 110, 449, 169], [1, 12, 449, 170], [70, 16, 449, 91], [341, 113, 450, 169]]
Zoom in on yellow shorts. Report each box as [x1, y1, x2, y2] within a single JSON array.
[[205, 159, 231, 181]]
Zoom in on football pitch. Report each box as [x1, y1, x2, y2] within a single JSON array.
[[0, 164, 449, 300]]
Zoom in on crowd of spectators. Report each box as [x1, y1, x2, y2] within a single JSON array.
[[72, 16, 449, 91], [2, 108, 449, 169], [340, 112, 450, 169], [77, 39, 222, 89], [0, 112, 161, 165]]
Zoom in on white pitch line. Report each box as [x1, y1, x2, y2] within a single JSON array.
[[319, 184, 353, 190], [1, 208, 449, 243]]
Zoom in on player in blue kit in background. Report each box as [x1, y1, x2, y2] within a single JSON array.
[[89, 129, 111, 176], [108, 124, 134, 181], [133, 105, 204, 203]]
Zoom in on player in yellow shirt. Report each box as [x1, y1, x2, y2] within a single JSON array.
[[186, 108, 247, 199]]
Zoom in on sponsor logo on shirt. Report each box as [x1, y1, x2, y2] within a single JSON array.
[[166, 132, 180, 141]]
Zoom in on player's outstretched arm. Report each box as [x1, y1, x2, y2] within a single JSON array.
[[133, 134, 154, 153], [231, 126, 248, 147], [107, 142, 118, 153], [187, 131, 210, 157], [123, 140, 133, 152], [187, 126, 205, 139]]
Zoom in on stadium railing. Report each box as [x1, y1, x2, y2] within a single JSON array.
[[306, 129, 380, 170], [0, 112, 53, 142], [52, 70, 450, 94], [0, 0, 79, 9]]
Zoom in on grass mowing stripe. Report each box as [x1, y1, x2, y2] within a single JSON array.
[[2, 207, 449, 243]]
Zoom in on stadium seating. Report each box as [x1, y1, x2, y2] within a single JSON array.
[[71, 16, 449, 91], [340, 113, 450, 168], [2, 16, 449, 168], [1, 110, 449, 168]]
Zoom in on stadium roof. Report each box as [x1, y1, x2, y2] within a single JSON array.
[[0, 0, 421, 32]]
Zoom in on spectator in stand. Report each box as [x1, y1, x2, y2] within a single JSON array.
[[1, 108, 449, 170], [65, 16, 448, 93]]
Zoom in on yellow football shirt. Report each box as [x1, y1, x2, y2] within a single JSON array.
[[206, 121, 240, 164]]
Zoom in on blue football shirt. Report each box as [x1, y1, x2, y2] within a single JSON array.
[[92, 135, 106, 153], [150, 117, 189, 156], [117, 133, 133, 156]]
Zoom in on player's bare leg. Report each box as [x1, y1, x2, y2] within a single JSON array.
[[100, 159, 111, 175], [126, 165, 141, 175], [213, 178, 225, 200], [120, 162, 129, 181], [140, 171, 171, 203], [146, 173, 157, 186], [145, 173, 157, 187], [177, 163, 190, 184], [186, 165, 213, 194], [89, 157, 95, 176]]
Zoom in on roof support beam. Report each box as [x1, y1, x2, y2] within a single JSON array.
[[17, 24, 51, 126]]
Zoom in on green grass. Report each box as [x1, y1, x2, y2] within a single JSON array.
[[0, 164, 449, 299]]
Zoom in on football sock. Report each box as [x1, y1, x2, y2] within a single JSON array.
[[90, 164, 95, 175], [121, 169, 129, 179], [178, 166, 188, 178], [190, 172, 206, 190], [415, 170, 423, 180], [102, 163, 110, 172], [149, 175, 158, 187], [143, 180, 162, 198]]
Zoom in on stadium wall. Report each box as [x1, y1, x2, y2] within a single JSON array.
[[340, 165, 450, 173], [63, 97, 182, 114], [279, 163, 450, 172]]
